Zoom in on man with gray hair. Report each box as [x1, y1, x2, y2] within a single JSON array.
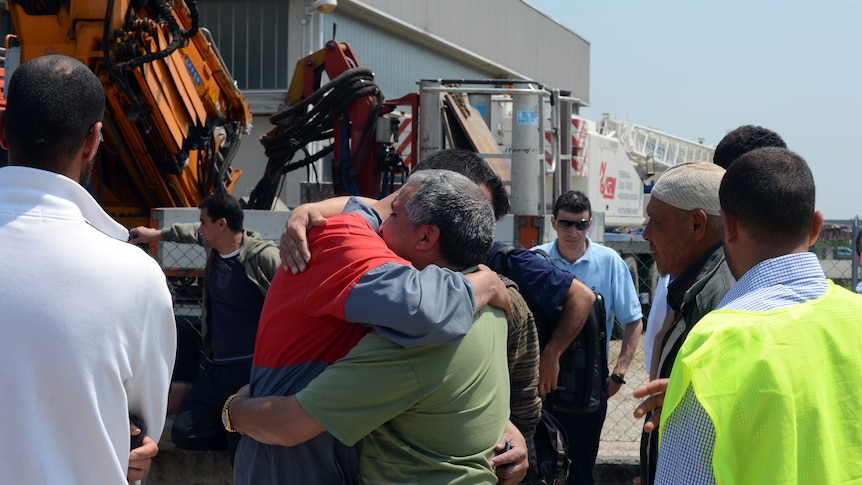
[[229, 169, 520, 484], [635, 162, 735, 485]]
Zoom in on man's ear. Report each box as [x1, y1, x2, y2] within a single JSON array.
[[807, 210, 824, 246], [720, 209, 737, 244], [415, 224, 440, 251], [689, 209, 708, 241], [81, 121, 102, 163]]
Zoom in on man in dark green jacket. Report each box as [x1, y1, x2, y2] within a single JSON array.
[[130, 193, 279, 463], [637, 162, 735, 485]]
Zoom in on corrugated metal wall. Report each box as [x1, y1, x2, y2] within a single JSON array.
[[195, 0, 589, 103], [349, 0, 590, 103], [323, 11, 491, 99], [197, 0, 290, 91]]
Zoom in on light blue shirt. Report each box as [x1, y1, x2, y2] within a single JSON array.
[[655, 252, 828, 485], [644, 274, 671, 372], [533, 237, 643, 353]]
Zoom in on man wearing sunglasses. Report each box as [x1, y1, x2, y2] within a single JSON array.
[[533, 190, 643, 485]]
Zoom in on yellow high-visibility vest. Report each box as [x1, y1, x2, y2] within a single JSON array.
[[661, 282, 862, 484]]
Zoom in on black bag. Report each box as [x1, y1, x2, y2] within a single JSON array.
[[551, 290, 607, 414], [488, 245, 608, 414], [523, 409, 570, 485]]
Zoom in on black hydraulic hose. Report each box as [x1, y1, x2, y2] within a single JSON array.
[[270, 67, 374, 125], [249, 66, 382, 209], [182, 0, 200, 39], [262, 68, 376, 158], [124, 0, 183, 70]]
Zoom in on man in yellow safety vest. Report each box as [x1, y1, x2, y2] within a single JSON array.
[[639, 147, 862, 484]]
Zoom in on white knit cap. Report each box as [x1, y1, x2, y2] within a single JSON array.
[[651, 162, 726, 216]]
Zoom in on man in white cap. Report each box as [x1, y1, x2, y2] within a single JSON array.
[[634, 162, 736, 485]]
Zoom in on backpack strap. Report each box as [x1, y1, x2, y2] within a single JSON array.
[[531, 247, 552, 261], [487, 244, 517, 276]]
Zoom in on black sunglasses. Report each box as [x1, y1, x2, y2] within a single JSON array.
[[556, 218, 590, 230]]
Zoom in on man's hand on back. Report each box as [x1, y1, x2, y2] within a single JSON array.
[[280, 204, 328, 273], [128, 226, 161, 245], [466, 265, 513, 321]]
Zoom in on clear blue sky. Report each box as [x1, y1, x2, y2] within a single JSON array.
[[527, 0, 861, 220]]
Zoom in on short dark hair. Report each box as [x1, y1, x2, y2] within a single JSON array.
[[719, 147, 814, 243], [713, 125, 787, 169], [415, 149, 510, 220], [4, 55, 105, 171], [199, 193, 244, 232], [553, 190, 591, 218]]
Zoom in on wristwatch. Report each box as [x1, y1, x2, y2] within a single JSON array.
[[610, 373, 626, 385], [222, 394, 240, 433]]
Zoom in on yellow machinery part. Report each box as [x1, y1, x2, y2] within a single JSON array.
[[8, 0, 252, 227]]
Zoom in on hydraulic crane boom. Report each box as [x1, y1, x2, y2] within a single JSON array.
[[248, 40, 411, 210], [7, 0, 252, 227]]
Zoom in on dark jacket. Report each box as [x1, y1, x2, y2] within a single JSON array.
[[657, 245, 736, 380], [501, 275, 542, 438], [642, 245, 736, 485]]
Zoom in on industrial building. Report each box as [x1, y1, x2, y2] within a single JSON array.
[[194, 0, 591, 207]]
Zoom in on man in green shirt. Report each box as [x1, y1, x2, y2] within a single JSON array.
[[228, 170, 514, 484]]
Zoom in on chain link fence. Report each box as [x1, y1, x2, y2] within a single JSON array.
[[150, 231, 861, 457]]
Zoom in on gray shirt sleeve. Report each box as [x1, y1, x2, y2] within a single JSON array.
[[340, 197, 477, 347], [344, 262, 477, 348], [343, 196, 383, 230]]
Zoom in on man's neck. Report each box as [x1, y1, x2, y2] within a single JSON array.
[[557, 238, 588, 264], [666, 242, 722, 312], [413, 252, 457, 272], [214, 231, 243, 255]]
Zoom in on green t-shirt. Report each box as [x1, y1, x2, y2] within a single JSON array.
[[296, 306, 510, 485]]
